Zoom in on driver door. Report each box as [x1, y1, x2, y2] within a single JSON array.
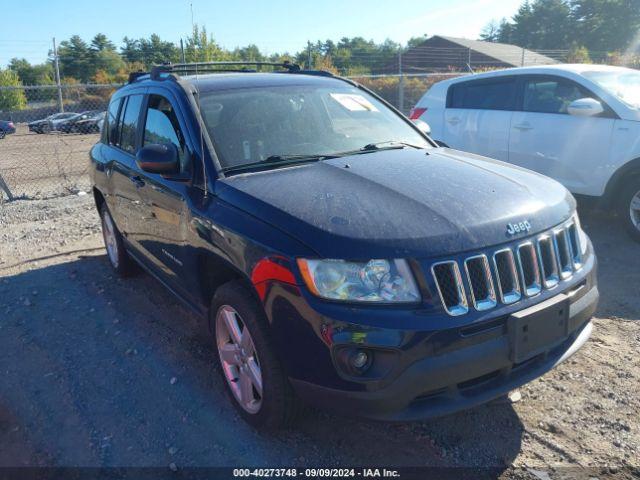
[[128, 90, 198, 302], [508, 75, 615, 195]]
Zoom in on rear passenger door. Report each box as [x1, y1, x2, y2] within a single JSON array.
[[507, 75, 615, 193], [101, 92, 145, 237], [443, 77, 516, 161], [112, 93, 146, 238]]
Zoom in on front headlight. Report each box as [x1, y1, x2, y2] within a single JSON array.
[[297, 259, 421, 303]]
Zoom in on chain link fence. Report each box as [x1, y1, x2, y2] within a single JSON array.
[[0, 84, 118, 201]]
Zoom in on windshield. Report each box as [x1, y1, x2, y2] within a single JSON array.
[[199, 84, 431, 170], [583, 69, 640, 109]]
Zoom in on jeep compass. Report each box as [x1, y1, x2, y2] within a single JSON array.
[[90, 62, 598, 428]]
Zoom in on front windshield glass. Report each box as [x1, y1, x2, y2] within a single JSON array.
[[583, 69, 640, 109], [199, 84, 431, 170]]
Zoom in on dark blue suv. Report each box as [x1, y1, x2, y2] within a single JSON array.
[[90, 62, 598, 429]]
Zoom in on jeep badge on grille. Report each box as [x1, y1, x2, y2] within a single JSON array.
[[507, 220, 532, 236]]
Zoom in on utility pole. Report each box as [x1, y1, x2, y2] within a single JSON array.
[[52, 37, 64, 113], [521, 47, 525, 66], [307, 41, 312, 69], [180, 38, 186, 63], [398, 50, 405, 114]]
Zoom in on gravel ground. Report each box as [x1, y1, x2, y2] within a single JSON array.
[[0, 194, 638, 479]]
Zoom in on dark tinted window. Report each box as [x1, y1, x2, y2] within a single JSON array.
[[449, 79, 516, 110], [118, 94, 143, 153], [105, 98, 121, 145], [143, 95, 187, 171], [523, 77, 590, 114]]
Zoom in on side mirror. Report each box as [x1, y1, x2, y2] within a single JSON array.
[[136, 143, 179, 175], [412, 119, 431, 136], [567, 98, 604, 117]]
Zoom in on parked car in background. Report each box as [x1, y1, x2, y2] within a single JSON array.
[[0, 120, 16, 139], [59, 111, 105, 134], [411, 64, 640, 241], [91, 62, 597, 429], [28, 112, 77, 134]]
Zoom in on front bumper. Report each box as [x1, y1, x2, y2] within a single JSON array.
[[290, 284, 597, 421]]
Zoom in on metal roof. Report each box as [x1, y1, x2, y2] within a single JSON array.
[[433, 35, 558, 67]]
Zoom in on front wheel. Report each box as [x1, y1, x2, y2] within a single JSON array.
[[0, 130, 5, 140], [210, 281, 302, 429], [619, 178, 640, 243]]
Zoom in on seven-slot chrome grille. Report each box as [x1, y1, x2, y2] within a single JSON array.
[[432, 219, 584, 316]]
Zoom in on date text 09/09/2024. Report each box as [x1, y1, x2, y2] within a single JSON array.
[[233, 468, 400, 478]]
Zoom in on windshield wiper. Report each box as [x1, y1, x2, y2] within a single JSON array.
[[221, 153, 339, 174], [360, 141, 424, 151], [221, 142, 425, 174], [329, 141, 425, 158]]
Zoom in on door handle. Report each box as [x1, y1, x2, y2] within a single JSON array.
[[447, 117, 460, 125], [513, 123, 533, 131], [130, 175, 145, 188]]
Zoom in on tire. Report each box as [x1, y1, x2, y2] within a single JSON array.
[[618, 177, 640, 243], [100, 203, 135, 276], [210, 280, 302, 429], [0, 130, 5, 140]]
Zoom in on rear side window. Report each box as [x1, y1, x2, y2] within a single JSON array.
[[143, 94, 187, 171], [523, 77, 591, 114], [118, 94, 144, 154], [104, 98, 122, 145], [448, 79, 516, 111]]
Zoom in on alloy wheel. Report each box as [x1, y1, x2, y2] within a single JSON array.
[[215, 305, 263, 414]]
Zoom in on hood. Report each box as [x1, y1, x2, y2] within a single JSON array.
[[216, 148, 575, 259]]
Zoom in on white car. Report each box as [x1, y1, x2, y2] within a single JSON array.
[[410, 64, 640, 241]]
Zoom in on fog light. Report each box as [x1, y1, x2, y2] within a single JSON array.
[[350, 350, 370, 370]]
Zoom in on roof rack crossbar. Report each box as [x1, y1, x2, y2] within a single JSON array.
[[149, 61, 301, 79]]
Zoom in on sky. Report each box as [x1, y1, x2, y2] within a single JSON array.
[[0, 0, 523, 66]]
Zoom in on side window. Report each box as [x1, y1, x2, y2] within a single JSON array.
[[104, 98, 122, 145], [449, 79, 516, 111], [118, 94, 144, 154], [143, 94, 187, 171], [523, 77, 590, 114]]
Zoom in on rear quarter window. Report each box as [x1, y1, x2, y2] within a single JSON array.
[[448, 78, 516, 111]]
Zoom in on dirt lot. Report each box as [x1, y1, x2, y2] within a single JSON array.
[[0, 194, 638, 478], [0, 125, 95, 200]]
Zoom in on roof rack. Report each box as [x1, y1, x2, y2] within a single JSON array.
[[148, 61, 301, 80]]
